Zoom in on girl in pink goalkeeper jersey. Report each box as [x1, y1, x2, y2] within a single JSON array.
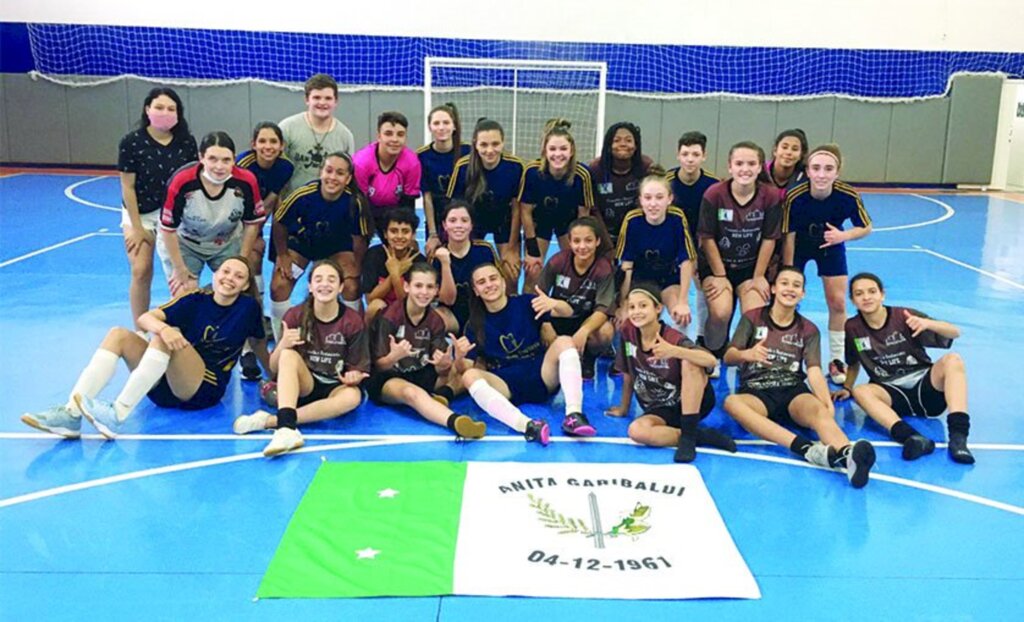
[[352, 111, 422, 240]]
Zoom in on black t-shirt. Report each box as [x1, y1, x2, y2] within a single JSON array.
[[117, 128, 198, 214]]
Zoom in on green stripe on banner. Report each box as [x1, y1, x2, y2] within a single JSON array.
[[258, 461, 467, 598]]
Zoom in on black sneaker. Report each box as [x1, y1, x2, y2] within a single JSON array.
[[902, 434, 936, 460], [947, 433, 975, 464], [562, 412, 596, 437], [524, 419, 550, 446], [452, 414, 486, 440], [241, 352, 262, 381], [581, 354, 596, 381], [845, 440, 876, 489]]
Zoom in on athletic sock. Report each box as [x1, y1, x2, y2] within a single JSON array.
[[67, 348, 120, 412], [947, 411, 970, 437], [889, 420, 918, 444], [696, 290, 708, 339], [114, 348, 170, 421], [254, 275, 265, 298], [270, 299, 291, 341], [674, 414, 699, 463], [829, 330, 845, 364], [558, 348, 583, 414], [468, 379, 530, 433], [445, 413, 460, 432], [788, 434, 814, 457], [277, 407, 298, 430]]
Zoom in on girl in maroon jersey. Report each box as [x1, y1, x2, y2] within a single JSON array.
[[606, 283, 736, 462], [233, 260, 369, 457], [722, 266, 876, 488], [834, 273, 974, 463]]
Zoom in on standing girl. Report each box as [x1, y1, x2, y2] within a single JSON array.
[[118, 87, 197, 327], [446, 118, 525, 292], [453, 263, 596, 442], [518, 119, 595, 292], [418, 103, 470, 257], [782, 145, 872, 384], [761, 129, 808, 195], [587, 122, 653, 249], [24, 258, 268, 439], [352, 111, 423, 238], [233, 260, 369, 457]]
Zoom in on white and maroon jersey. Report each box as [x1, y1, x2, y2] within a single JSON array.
[[371, 300, 449, 374], [282, 304, 370, 384], [161, 164, 265, 250], [844, 306, 952, 386], [730, 307, 821, 391], [698, 180, 782, 272], [537, 249, 616, 320], [616, 321, 702, 411]]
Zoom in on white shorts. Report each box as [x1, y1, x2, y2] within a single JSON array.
[[121, 208, 161, 232]]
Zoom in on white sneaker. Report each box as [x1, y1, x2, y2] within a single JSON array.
[[803, 441, 832, 468], [263, 427, 304, 457], [708, 360, 721, 379], [233, 410, 271, 435]]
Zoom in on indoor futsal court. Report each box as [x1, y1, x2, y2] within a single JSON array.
[[1, 171, 1022, 620]]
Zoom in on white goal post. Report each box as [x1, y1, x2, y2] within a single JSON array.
[[424, 57, 608, 162]]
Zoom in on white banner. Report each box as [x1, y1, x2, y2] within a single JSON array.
[[453, 462, 760, 600]]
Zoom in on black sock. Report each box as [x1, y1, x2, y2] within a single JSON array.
[[828, 445, 847, 469], [789, 434, 814, 457], [277, 407, 298, 430], [435, 386, 455, 404], [890, 420, 919, 444], [947, 412, 970, 437], [446, 413, 460, 432], [674, 415, 699, 463]]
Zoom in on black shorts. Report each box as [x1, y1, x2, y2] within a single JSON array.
[[365, 366, 439, 403], [288, 235, 352, 260], [739, 384, 812, 423], [698, 262, 755, 291], [641, 383, 716, 428], [492, 357, 553, 404], [633, 271, 680, 292], [297, 376, 346, 407], [548, 316, 586, 337], [533, 204, 576, 241], [880, 370, 946, 418], [794, 239, 848, 278], [147, 375, 225, 411], [473, 212, 513, 245]]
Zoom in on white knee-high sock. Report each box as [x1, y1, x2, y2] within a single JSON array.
[[558, 349, 583, 414], [114, 348, 170, 421], [829, 330, 845, 363], [468, 379, 530, 433], [696, 289, 709, 339], [271, 299, 291, 341], [67, 348, 120, 412], [254, 275, 265, 298]]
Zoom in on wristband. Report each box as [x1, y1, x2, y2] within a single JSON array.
[[525, 237, 541, 257]]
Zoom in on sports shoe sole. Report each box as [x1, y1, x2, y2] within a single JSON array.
[[263, 438, 305, 457], [847, 441, 876, 489], [453, 415, 486, 439], [563, 423, 597, 437], [20, 414, 81, 439], [73, 394, 118, 440]]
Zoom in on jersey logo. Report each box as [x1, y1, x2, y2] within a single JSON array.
[[746, 208, 764, 222], [754, 326, 768, 340], [884, 332, 907, 347], [598, 182, 613, 195], [325, 332, 347, 346], [396, 325, 405, 339], [645, 356, 670, 369], [555, 274, 571, 289], [781, 334, 804, 348], [624, 342, 636, 357], [499, 332, 524, 354], [718, 208, 733, 221], [719, 237, 731, 249], [854, 337, 872, 352]]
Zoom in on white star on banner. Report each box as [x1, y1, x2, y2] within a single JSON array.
[[377, 488, 400, 498], [355, 548, 380, 560]]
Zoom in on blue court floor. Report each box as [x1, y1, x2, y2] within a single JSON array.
[[1, 172, 1022, 621]]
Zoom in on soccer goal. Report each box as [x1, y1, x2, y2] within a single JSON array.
[[424, 57, 608, 162]]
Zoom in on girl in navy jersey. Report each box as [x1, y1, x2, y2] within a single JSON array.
[[519, 119, 595, 292], [698, 142, 783, 360], [835, 273, 974, 463], [24, 257, 268, 440], [782, 145, 872, 385], [232, 260, 369, 457], [615, 170, 697, 330], [761, 129, 808, 195], [447, 118, 525, 292], [269, 151, 370, 339], [536, 217, 616, 379], [419, 103, 470, 257], [236, 122, 295, 302], [588, 122, 653, 248], [365, 263, 487, 439], [607, 283, 736, 463], [722, 266, 876, 488], [160, 132, 266, 297], [433, 200, 501, 333], [452, 263, 595, 443], [119, 87, 198, 327]]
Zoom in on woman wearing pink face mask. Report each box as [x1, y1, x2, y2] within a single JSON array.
[[118, 88, 197, 329]]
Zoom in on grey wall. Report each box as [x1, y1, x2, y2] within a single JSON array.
[[0, 73, 1003, 184]]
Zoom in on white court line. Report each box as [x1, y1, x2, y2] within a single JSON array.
[[3, 432, 1023, 451], [0, 173, 25, 179], [3, 437, 1023, 517], [64, 176, 120, 212], [849, 246, 1024, 292], [0, 229, 109, 269], [872, 194, 955, 232]]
